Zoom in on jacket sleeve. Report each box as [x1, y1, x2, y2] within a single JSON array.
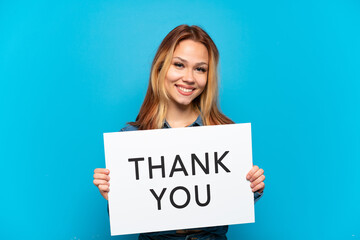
[[254, 191, 263, 203]]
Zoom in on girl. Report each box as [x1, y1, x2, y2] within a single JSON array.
[[93, 24, 265, 240]]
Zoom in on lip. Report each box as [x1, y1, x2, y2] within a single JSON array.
[[175, 84, 195, 96]]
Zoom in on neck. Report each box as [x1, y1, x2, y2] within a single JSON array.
[[166, 102, 198, 128]]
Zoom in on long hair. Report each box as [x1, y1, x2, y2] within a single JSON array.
[[130, 24, 233, 129]]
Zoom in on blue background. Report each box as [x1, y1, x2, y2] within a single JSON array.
[[1, 1, 359, 239]]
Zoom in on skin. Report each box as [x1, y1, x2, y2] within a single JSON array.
[[93, 39, 265, 201]]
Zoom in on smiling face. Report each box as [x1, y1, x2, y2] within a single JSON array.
[[164, 39, 209, 110]]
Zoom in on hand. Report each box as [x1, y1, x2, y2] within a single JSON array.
[[246, 165, 265, 193], [93, 168, 110, 200]]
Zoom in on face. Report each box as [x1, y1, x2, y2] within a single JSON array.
[[165, 39, 209, 109]]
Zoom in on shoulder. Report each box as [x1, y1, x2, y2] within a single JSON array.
[[120, 124, 139, 132]]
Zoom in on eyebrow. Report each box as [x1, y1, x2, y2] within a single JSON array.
[[173, 57, 208, 66]]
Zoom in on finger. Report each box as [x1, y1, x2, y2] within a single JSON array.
[[99, 184, 110, 192], [93, 179, 110, 186], [252, 182, 265, 193], [246, 165, 259, 180], [94, 168, 110, 174], [250, 168, 264, 182], [93, 173, 110, 181], [250, 175, 265, 188], [101, 192, 109, 201]]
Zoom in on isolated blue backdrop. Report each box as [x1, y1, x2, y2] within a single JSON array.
[[1, 1, 359, 239]]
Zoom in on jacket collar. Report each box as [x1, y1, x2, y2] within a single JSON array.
[[163, 115, 203, 128]]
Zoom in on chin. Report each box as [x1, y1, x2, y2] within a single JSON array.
[[174, 98, 194, 107], [177, 101, 193, 107]]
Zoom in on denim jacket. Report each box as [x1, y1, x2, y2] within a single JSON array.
[[119, 116, 263, 240]]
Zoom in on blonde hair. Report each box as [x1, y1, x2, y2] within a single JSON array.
[[130, 24, 233, 129]]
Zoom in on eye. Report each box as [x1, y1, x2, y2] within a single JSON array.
[[174, 62, 184, 68], [195, 67, 207, 73]]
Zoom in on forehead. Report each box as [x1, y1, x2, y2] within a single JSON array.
[[173, 40, 209, 63]]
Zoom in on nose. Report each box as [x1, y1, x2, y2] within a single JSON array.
[[183, 68, 195, 83]]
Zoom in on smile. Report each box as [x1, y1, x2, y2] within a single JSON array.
[[175, 85, 195, 96], [178, 86, 193, 92]]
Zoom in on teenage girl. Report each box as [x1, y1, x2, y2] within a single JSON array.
[[93, 25, 265, 240]]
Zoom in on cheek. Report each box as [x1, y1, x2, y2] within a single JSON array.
[[165, 69, 182, 83], [198, 76, 208, 90]]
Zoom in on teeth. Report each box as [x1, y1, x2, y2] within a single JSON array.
[[178, 86, 193, 92]]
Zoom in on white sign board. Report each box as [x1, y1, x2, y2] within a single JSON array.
[[104, 123, 254, 236]]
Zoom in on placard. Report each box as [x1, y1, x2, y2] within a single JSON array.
[[104, 123, 254, 236]]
